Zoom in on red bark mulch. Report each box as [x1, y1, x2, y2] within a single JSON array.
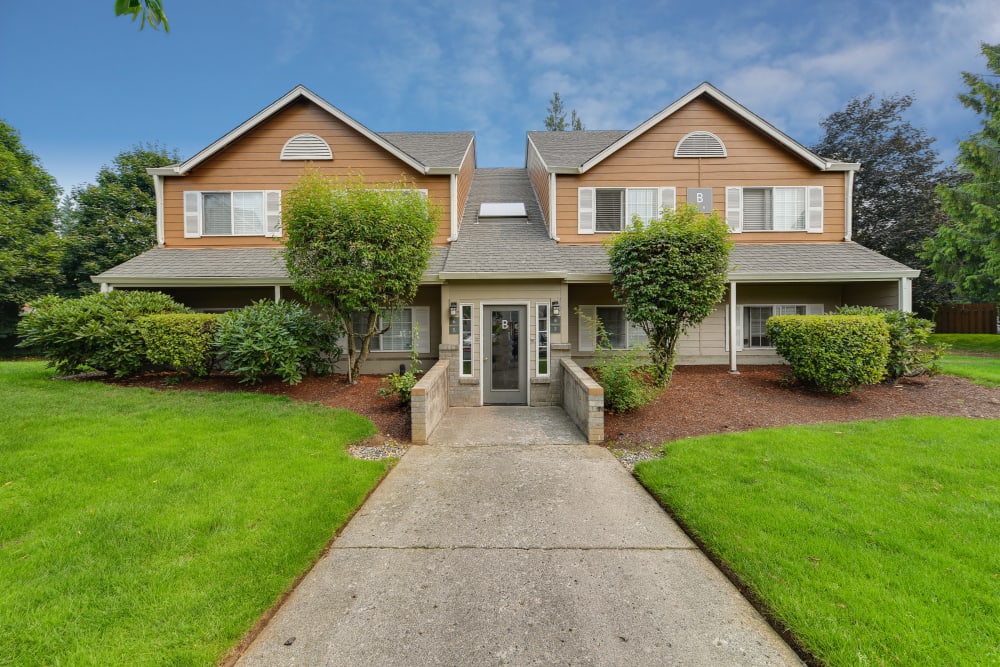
[[108, 365, 1000, 449]]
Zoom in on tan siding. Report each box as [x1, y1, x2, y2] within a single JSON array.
[[455, 138, 476, 234], [526, 140, 550, 229], [555, 96, 846, 244], [162, 99, 452, 247]]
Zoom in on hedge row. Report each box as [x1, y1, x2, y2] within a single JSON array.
[[17, 292, 340, 384]]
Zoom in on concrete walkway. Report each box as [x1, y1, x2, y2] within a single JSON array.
[[237, 440, 802, 666], [429, 406, 588, 445]]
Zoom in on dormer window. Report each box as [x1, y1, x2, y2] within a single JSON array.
[[280, 133, 333, 160], [675, 131, 727, 158]]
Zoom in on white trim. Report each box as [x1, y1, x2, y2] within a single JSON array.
[[845, 170, 854, 241], [449, 173, 458, 241], [536, 302, 550, 377], [549, 172, 558, 240], [728, 282, 738, 372], [900, 277, 913, 312], [169, 86, 429, 175], [153, 173, 165, 245], [729, 270, 920, 281], [578, 83, 852, 174]]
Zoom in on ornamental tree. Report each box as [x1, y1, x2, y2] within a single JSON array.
[[923, 42, 1000, 304], [283, 172, 438, 381], [607, 205, 732, 384]]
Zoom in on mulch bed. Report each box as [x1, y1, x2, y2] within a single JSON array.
[[106, 365, 1000, 449]]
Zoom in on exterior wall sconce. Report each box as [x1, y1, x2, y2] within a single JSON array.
[[448, 301, 459, 334], [551, 300, 561, 317], [449, 302, 458, 317]]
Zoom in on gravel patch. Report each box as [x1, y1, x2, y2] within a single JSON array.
[[347, 440, 408, 461]]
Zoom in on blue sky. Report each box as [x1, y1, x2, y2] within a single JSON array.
[[2, 0, 999, 194]]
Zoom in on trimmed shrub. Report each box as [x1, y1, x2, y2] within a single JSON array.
[[16, 291, 187, 377], [138, 313, 219, 377], [767, 314, 889, 395], [586, 313, 658, 412], [834, 306, 946, 380], [214, 300, 340, 384]]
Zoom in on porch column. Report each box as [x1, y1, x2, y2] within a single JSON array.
[[274, 285, 282, 302], [899, 277, 912, 312], [100, 282, 113, 294], [728, 280, 738, 374]]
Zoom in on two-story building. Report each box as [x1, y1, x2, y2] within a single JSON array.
[[94, 83, 918, 407]]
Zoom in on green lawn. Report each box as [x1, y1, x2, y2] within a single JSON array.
[[0, 362, 390, 666], [929, 333, 1000, 387], [634, 417, 1000, 666]]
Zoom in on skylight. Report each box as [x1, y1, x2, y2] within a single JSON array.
[[479, 202, 527, 217]]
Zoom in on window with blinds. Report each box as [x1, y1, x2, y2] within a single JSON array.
[[742, 187, 806, 231], [594, 187, 660, 232], [185, 190, 280, 237]]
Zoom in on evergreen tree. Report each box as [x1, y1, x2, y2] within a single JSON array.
[[923, 42, 1000, 304], [544, 92, 585, 131], [811, 94, 954, 314]]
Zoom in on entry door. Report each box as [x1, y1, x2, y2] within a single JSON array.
[[484, 306, 527, 405]]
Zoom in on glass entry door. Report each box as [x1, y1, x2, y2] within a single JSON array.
[[484, 306, 527, 404]]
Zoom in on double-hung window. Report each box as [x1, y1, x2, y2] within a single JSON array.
[[184, 190, 281, 238], [578, 187, 675, 234], [578, 305, 648, 351], [726, 186, 823, 233], [733, 304, 822, 350], [349, 307, 430, 353]]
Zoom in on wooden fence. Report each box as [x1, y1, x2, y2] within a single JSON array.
[[935, 303, 998, 334]]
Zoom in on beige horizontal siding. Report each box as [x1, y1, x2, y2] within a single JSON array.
[[555, 96, 846, 244], [162, 99, 452, 247]]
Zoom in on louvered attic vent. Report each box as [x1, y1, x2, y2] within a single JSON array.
[[674, 131, 727, 158], [280, 133, 333, 160]]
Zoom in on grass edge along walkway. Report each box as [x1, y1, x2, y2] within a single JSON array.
[[0, 362, 391, 666], [634, 416, 1000, 667]]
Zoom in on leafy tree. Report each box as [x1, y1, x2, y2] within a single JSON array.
[[607, 205, 732, 384], [923, 42, 1000, 304], [811, 94, 955, 314], [283, 172, 439, 382], [61, 144, 179, 295], [544, 92, 585, 131], [0, 120, 63, 348], [115, 0, 169, 32]]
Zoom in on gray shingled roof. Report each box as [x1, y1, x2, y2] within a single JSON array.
[[93, 246, 448, 283], [441, 168, 563, 274], [527, 130, 628, 169], [94, 241, 913, 286], [379, 132, 474, 170]]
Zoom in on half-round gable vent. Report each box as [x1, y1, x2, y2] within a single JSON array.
[[280, 133, 333, 160], [674, 131, 727, 158]]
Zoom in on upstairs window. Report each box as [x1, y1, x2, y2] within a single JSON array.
[[579, 187, 675, 234], [184, 190, 281, 238], [725, 186, 823, 234]]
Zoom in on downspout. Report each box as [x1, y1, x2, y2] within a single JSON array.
[[449, 174, 458, 241], [844, 170, 854, 241], [153, 173, 165, 246], [549, 172, 558, 240], [728, 281, 739, 374]]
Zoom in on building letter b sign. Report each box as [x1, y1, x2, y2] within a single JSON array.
[[687, 188, 713, 213]]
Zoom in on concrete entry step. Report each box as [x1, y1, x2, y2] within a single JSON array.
[[428, 406, 588, 446]]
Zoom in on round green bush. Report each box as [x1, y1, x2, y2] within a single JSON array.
[[138, 313, 219, 377]]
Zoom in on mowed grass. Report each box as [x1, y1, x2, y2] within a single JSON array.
[[634, 417, 1000, 666], [0, 362, 390, 666], [930, 333, 1000, 387]]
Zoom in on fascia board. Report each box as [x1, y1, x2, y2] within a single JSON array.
[[147, 166, 181, 176], [437, 271, 568, 281], [525, 134, 550, 171], [90, 276, 293, 287], [173, 86, 429, 176], [579, 82, 829, 173], [729, 270, 921, 282]]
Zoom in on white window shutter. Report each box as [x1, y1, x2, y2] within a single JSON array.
[[659, 187, 676, 214], [264, 190, 282, 237], [412, 307, 431, 353], [806, 303, 825, 315], [725, 187, 742, 233], [806, 186, 823, 233], [578, 305, 597, 352], [578, 188, 595, 234], [183, 191, 202, 238]]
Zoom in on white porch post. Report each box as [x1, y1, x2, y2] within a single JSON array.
[[100, 282, 113, 294], [728, 281, 739, 374], [274, 285, 282, 302], [899, 277, 913, 312]]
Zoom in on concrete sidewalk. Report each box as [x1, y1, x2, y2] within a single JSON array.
[[237, 443, 802, 666]]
